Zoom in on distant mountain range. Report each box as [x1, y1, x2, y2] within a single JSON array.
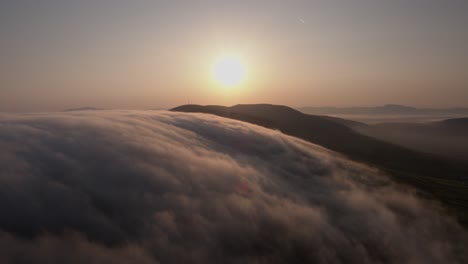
[[356, 118, 468, 162], [299, 104, 468, 116], [62, 107, 102, 112], [172, 104, 468, 227]]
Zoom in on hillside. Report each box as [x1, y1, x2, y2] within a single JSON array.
[[172, 104, 466, 179], [172, 104, 468, 226]]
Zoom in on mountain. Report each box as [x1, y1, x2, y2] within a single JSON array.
[[299, 104, 468, 116], [355, 118, 468, 161], [172, 104, 467, 179], [172, 104, 468, 226]]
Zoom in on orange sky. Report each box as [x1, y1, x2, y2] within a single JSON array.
[[1, 1, 467, 112]]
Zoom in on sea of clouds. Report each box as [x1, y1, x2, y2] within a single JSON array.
[[0, 110, 466, 264]]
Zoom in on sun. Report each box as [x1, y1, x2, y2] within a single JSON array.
[[212, 54, 247, 87]]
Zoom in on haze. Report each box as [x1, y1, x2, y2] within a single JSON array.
[[2, 2, 468, 263], [1, 0, 468, 112]]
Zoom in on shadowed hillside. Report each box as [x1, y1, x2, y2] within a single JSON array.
[[172, 104, 468, 226], [172, 104, 466, 179]]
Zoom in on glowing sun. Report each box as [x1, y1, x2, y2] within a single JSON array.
[[212, 54, 247, 87]]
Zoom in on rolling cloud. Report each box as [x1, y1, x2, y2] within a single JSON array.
[[0, 110, 466, 264]]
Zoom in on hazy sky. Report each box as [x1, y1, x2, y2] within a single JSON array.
[[1, 0, 467, 111]]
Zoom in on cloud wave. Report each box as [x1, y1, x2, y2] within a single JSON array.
[[0, 110, 466, 264]]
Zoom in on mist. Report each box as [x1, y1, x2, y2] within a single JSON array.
[[0, 110, 466, 263], [355, 120, 468, 161]]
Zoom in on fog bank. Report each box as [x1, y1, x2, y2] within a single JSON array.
[[0, 110, 466, 263]]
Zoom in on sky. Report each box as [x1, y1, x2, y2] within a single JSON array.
[[0, 0, 467, 112]]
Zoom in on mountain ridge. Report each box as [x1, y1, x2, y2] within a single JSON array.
[[172, 103, 468, 227]]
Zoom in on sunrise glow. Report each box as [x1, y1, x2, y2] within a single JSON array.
[[212, 54, 247, 87]]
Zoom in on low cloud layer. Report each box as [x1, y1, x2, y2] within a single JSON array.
[[0, 110, 466, 264]]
